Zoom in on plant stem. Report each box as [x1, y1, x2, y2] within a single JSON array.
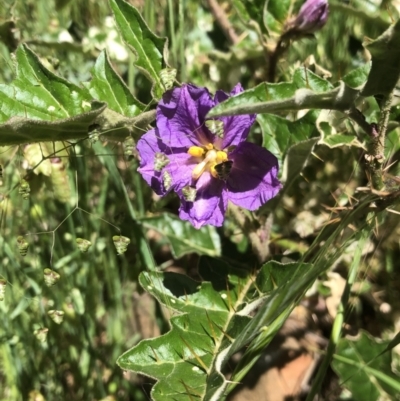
[[267, 38, 288, 82], [206, 0, 239, 45], [366, 92, 393, 190]]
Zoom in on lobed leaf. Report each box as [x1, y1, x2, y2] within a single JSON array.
[[110, 0, 168, 99], [207, 68, 340, 119], [342, 64, 371, 89], [84, 50, 144, 117], [0, 44, 104, 145], [118, 259, 311, 401]]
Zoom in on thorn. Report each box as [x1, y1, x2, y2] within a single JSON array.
[[179, 336, 209, 374], [180, 380, 200, 401], [383, 160, 397, 172], [149, 346, 160, 363], [205, 311, 218, 345], [300, 172, 309, 183], [214, 323, 234, 342], [329, 191, 339, 204], [387, 208, 400, 216], [269, 273, 278, 290], [225, 281, 235, 312], [356, 186, 371, 193], [322, 217, 341, 226], [311, 151, 324, 162]]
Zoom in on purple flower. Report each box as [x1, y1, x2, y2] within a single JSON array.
[[292, 0, 328, 34], [137, 84, 281, 229]]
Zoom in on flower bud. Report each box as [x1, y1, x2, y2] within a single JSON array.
[[292, 0, 328, 34]]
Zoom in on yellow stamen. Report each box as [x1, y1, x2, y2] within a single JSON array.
[[188, 146, 205, 157], [192, 149, 217, 180], [210, 164, 218, 178], [216, 151, 228, 163], [205, 143, 214, 150]]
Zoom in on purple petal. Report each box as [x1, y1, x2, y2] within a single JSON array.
[[178, 173, 227, 228], [165, 152, 197, 192], [137, 129, 167, 195], [226, 142, 281, 210], [157, 84, 215, 149], [214, 84, 256, 148]]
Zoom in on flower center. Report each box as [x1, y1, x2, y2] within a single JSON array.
[[188, 144, 228, 180]]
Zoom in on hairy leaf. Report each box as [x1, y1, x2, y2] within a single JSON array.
[[207, 68, 346, 119], [110, 0, 168, 99], [118, 259, 311, 401], [84, 50, 144, 117], [0, 45, 104, 145]]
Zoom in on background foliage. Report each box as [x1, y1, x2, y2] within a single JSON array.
[[1, 0, 400, 400]]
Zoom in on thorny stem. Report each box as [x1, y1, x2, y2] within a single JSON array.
[[366, 92, 393, 190], [229, 205, 271, 263], [347, 107, 374, 137], [206, 0, 239, 45]]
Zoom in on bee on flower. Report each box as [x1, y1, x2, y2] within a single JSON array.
[[136, 84, 281, 229]]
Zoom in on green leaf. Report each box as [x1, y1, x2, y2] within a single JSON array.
[[232, 0, 271, 35], [332, 330, 400, 400], [264, 0, 292, 34], [118, 259, 311, 401], [258, 110, 318, 162], [321, 133, 365, 148], [317, 110, 366, 150], [84, 50, 144, 117], [361, 19, 400, 96], [0, 44, 92, 122], [283, 138, 319, 192], [207, 68, 343, 119], [110, 0, 168, 99], [0, 44, 105, 145], [224, 260, 312, 359], [342, 64, 371, 88], [140, 213, 221, 258], [232, 0, 263, 25]]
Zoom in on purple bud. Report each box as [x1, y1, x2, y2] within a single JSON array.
[[293, 0, 329, 34]]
